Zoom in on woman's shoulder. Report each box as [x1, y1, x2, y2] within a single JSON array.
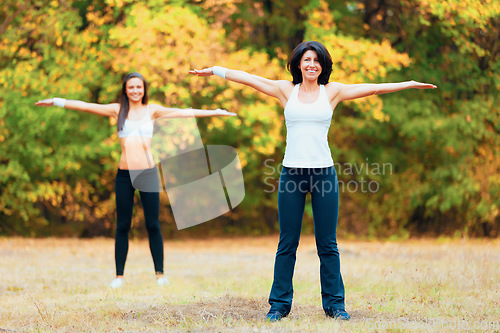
[[146, 103, 162, 113], [106, 103, 120, 118], [146, 103, 167, 120], [147, 103, 162, 108], [277, 80, 295, 94], [325, 81, 342, 88], [324, 82, 344, 94], [324, 82, 343, 101], [276, 80, 294, 87]]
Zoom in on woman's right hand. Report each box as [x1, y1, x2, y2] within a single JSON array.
[[189, 68, 214, 76], [410, 80, 437, 89], [216, 109, 237, 117], [34, 98, 54, 106]]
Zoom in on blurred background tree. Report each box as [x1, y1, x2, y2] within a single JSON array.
[[0, 0, 498, 238]]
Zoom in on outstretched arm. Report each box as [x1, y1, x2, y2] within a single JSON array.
[[150, 104, 236, 120], [330, 81, 437, 104], [35, 98, 119, 118], [189, 67, 293, 106]]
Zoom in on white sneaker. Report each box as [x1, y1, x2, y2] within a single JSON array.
[[157, 276, 170, 287], [109, 277, 124, 288]]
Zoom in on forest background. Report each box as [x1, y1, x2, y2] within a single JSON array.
[[0, 0, 498, 238]]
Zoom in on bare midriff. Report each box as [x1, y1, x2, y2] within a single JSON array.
[[118, 136, 155, 170]]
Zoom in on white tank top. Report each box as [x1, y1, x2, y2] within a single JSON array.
[[282, 84, 334, 168], [118, 105, 154, 138]]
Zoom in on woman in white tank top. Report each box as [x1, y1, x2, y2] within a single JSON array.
[[191, 40, 436, 321], [35, 72, 236, 289]]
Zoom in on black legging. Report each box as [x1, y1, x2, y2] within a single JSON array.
[[269, 166, 345, 315], [114, 167, 163, 276]]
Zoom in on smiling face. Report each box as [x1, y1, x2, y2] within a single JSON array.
[[299, 50, 322, 83], [125, 77, 145, 103]]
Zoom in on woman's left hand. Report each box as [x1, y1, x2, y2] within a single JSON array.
[[411, 81, 438, 89], [216, 108, 237, 116], [189, 68, 214, 76], [34, 98, 55, 106]]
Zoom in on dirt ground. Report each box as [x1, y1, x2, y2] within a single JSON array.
[[0, 236, 499, 332]]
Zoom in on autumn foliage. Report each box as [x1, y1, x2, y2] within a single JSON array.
[[0, 0, 498, 237]]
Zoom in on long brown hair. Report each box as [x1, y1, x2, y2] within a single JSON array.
[[117, 72, 149, 132]]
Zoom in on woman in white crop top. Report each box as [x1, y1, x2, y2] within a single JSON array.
[[35, 72, 235, 289], [191, 41, 436, 321]]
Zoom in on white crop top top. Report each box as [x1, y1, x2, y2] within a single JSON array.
[[282, 84, 334, 168], [118, 105, 154, 138]]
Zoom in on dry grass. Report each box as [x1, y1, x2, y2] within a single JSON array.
[[0, 236, 499, 332]]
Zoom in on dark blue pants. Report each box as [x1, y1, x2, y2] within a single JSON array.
[[268, 166, 345, 314], [115, 168, 163, 276]]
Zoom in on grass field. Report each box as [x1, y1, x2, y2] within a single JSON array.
[[0, 236, 499, 332]]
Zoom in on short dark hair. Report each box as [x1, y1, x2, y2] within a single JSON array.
[[117, 72, 149, 132], [287, 41, 333, 85]]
